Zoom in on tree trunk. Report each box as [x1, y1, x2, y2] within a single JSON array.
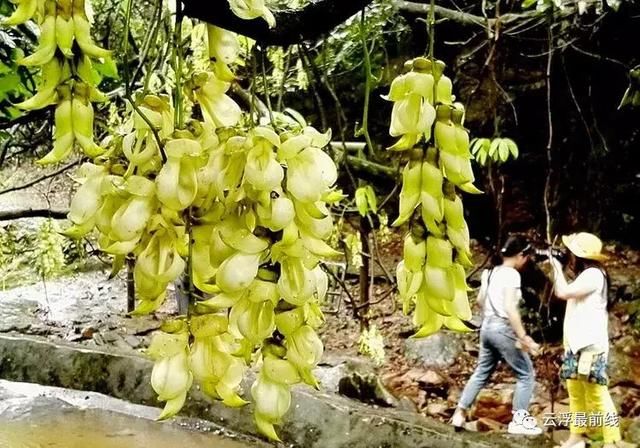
[[126, 256, 136, 313], [358, 216, 371, 329], [182, 0, 372, 46]]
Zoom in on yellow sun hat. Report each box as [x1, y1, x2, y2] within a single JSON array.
[[561, 232, 609, 261]]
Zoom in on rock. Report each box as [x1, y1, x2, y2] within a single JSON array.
[[610, 316, 625, 339], [405, 368, 449, 399], [609, 336, 640, 388], [0, 296, 39, 333], [382, 370, 414, 392], [425, 401, 450, 417], [0, 395, 74, 418], [404, 332, 464, 368], [382, 368, 450, 406], [464, 420, 479, 432], [464, 339, 479, 356], [414, 369, 446, 386], [65, 328, 84, 342], [550, 429, 571, 444], [101, 331, 120, 343], [473, 386, 514, 423], [447, 386, 462, 404], [81, 326, 96, 339], [628, 251, 640, 264], [338, 371, 398, 408], [92, 333, 106, 346], [381, 370, 425, 409], [626, 418, 640, 444], [611, 387, 640, 419], [125, 318, 163, 336], [397, 396, 418, 413], [112, 337, 136, 352], [124, 335, 141, 349], [0, 323, 33, 333], [26, 324, 51, 336], [617, 442, 638, 448], [314, 355, 398, 408], [476, 417, 504, 432], [315, 354, 376, 393]]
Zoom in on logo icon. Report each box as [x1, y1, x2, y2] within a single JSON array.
[[512, 409, 537, 429]]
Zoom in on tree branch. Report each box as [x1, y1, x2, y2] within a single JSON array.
[[346, 155, 395, 181], [0, 160, 78, 197], [230, 83, 269, 118], [0, 208, 68, 221], [180, 0, 565, 46], [181, 0, 373, 46], [396, 1, 487, 26], [0, 108, 49, 130], [395, 1, 557, 27]]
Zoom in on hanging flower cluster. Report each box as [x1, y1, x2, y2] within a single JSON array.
[[384, 57, 480, 337], [3, 0, 110, 164], [3, 0, 342, 439], [23, 5, 341, 439]]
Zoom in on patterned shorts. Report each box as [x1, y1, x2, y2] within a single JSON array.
[[560, 350, 609, 386]]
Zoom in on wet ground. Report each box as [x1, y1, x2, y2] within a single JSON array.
[[0, 380, 266, 448], [0, 269, 174, 352]]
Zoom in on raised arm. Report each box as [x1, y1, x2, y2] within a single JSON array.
[[549, 257, 598, 300]]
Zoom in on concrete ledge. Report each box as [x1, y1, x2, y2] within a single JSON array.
[[0, 334, 552, 447], [0, 379, 269, 447]]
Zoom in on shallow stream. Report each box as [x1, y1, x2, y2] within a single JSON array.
[[0, 381, 260, 448]]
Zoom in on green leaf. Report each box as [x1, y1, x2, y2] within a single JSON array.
[[94, 57, 119, 80], [504, 138, 519, 159], [481, 138, 491, 155], [498, 140, 510, 162], [606, 0, 621, 11], [470, 138, 490, 156], [521, 0, 538, 8], [365, 185, 378, 214], [0, 72, 21, 96], [477, 150, 488, 166], [469, 138, 479, 155], [1, 105, 22, 120], [0, 62, 13, 76], [109, 254, 126, 279], [488, 138, 501, 158], [355, 187, 368, 217]]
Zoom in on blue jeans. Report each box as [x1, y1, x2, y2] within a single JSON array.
[[458, 317, 536, 412]]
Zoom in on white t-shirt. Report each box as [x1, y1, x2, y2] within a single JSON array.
[[563, 267, 609, 354], [480, 266, 522, 320]]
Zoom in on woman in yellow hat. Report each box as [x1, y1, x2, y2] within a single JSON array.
[[549, 232, 620, 448]]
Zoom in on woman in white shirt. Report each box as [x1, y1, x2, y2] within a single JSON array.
[[550, 232, 620, 448], [451, 235, 543, 435]]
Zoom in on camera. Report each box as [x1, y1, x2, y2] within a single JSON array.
[[531, 247, 568, 264]]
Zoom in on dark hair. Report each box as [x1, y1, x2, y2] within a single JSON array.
[[575, 254, 610, 288], [500, 235, 532, 258], [570, 254, 611, 309]]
